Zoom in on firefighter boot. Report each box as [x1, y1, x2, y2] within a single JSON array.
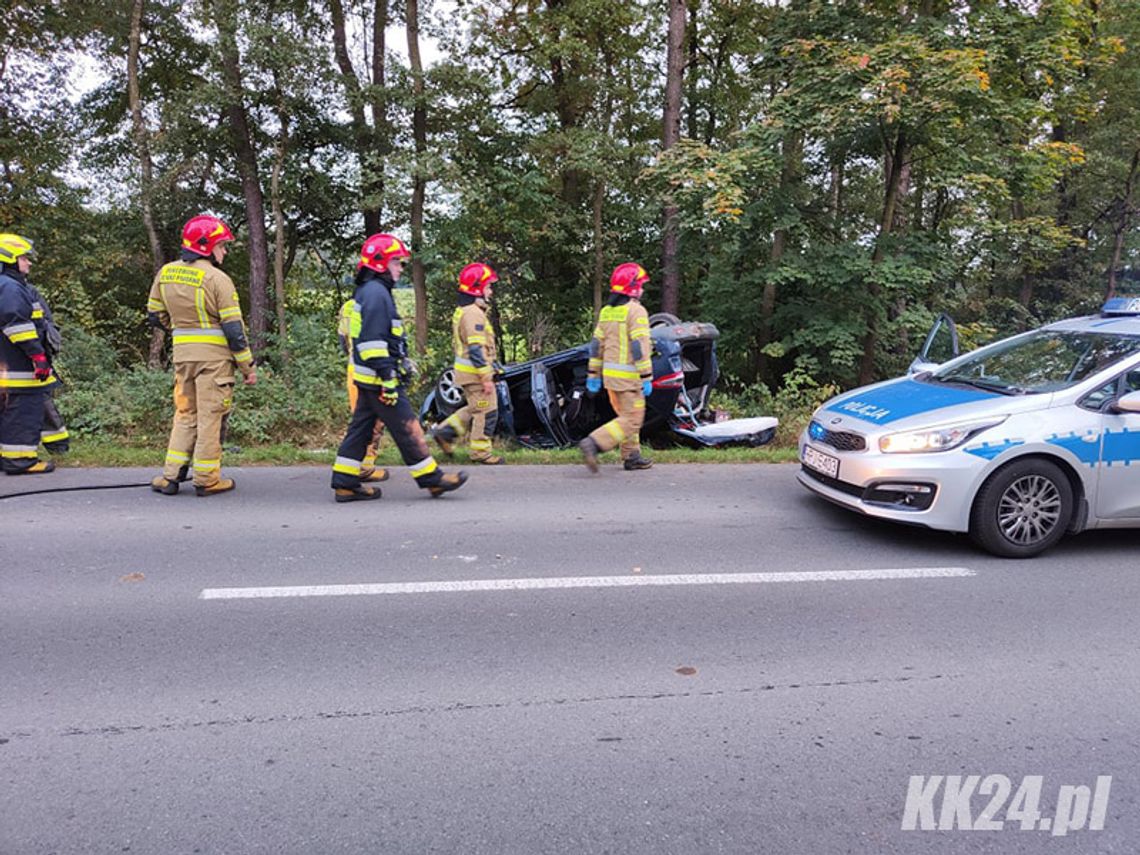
[[335, 485, 383, 503], [8, 460, 56, 475], [427, 470, 468, 498], [360, 466, 390, 483], [474, 453, 503, 465], [623, 453, 653, 471], [430, 424, 458, 458], [578, 437, 600, 474], [195, 478, 236, 497], [151, 475, 179, 495]]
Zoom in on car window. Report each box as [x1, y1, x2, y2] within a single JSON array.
[[1081, 380, 1118, 412], [1125, 369, 1140, 394], [933, 330, 1140, 394]]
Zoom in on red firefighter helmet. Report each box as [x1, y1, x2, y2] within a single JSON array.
[[181, 215, 235, 257], [610, 262, 649, 297], [358, 233, 411, 273], [458, 262, 498, 297]]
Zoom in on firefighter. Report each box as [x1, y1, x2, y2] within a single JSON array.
[[430, 263, 503, 465], [337, 297, 387, 483], [26, 279, 69, 453], [0, 234, 56, 474], [579, 262, 655, 472], [147, 215, 257, 496], [330, 233, 467, 502]]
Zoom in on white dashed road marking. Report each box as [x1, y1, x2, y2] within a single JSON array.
[[200, 566, 975, 600]]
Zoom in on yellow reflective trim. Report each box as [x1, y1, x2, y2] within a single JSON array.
[[410, 457, 439, 478], [9, 329, 38, 342], [604, 422, 625, 442], [193, 459, 220, 471], [358, 348, 388, 360], [31, 309, 44, 319], [165, 450, 190, 462], [1, 448, 38, 458], [147, 299, 165, 311], [219, 307, 242, 320], [233, 348, 253, 363], [194, 283, 208, 327], [352, 369, 382, 386], [41, 430, 69, 443]]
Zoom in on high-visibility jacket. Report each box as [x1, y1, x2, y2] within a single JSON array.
[[347, 271, 406, 389], [586, 297, 653, 392], [0, 271, 55, 393], [452, 301, 496, 382], [26, 282, 61, 356], [146, 257, 253, 375]]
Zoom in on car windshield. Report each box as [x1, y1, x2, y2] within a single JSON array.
[[929, 329, 1140, 395]]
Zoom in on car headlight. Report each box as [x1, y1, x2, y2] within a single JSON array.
[[879, 417, 1006, 454]]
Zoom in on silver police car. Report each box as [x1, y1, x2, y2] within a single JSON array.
[[798, 298, 1140, 557]]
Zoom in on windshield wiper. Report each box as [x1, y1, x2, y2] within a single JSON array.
[[932, 375, 1030, 396]]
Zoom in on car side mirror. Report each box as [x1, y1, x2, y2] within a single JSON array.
[[908, 359, 940, 376], [1110, 390, 1140, 414]]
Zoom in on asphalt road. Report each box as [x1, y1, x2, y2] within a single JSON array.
[[2, 463, 1137, 854]]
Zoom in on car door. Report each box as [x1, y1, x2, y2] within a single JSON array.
[[530, 363, 572, 447], [908, 313, 960, 375], [1095, 366, 1140, 520]]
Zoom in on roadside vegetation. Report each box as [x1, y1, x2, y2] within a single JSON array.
[[6, 1, 1139, 465]]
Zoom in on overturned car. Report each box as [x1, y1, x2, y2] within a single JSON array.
[[419, 313, 778, 449]]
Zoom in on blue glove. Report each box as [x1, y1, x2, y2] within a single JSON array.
[[642, 379, 653, 398], [586, 376, 601, 395]]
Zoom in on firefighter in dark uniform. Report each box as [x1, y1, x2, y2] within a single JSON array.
[[579, 262, 655, 472], [431, 262, 503, 464], [0, 234, 56, 474], [337, 297, 387, 482], [330, 233, 467, 502], [25, 280, 69, 452], [147, 215, 257, 496]]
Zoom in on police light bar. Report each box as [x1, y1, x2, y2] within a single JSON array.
[[1101, 296, 1140, 316]]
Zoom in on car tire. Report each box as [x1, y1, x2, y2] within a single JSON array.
[[433, 369, 465, 418], [968, 458, 1073, 558], [649, 312, 682, 328]]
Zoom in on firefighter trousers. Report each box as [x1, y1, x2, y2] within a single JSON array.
[[163, 360, 235, 487], [331, 386, 442, 490], [589, 389, 645, 459], [346, 366, 385, 468], [439, 381, 498, 459], [0, 389, 48, 473], [42, 391, 70, 452]]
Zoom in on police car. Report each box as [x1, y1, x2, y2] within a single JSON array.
[[798, 298, 1140, 557]]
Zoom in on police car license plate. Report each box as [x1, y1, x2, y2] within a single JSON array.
[[802, 445, 839, 479]]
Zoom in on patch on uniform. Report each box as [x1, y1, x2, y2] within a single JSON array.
[[476, 400, 490, 409], [159, 265, 206, 287], [475, 324, 485, 331]]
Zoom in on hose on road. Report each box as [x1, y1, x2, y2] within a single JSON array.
[[0, 482, 152, 500]]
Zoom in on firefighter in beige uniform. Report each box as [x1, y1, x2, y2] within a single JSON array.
[[147, 216, 256, 496], [431, 263, 503, 465], [579, 263, 654, 472]]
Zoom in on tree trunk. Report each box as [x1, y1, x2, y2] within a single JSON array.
[[127, 0, 167, 368], [660, 0, 686, 315], [685, 0, 699, 141], [217, 0, 269, 351], [406, 0, 428, 356], [1106, 147, 1140, 301], [330, 0, 383, 232], [857, 129, 909, 386], [592, 178, 605, 317], [270, 75, 290, 361], [756, 130, 802, 383]]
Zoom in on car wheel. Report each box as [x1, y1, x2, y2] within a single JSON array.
[[649, 312, 682, 328], [434, 369, 465, 418], [969, 459, 1073, 558]]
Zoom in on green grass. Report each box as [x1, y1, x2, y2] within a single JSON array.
[[58, 437, 799, 468]]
